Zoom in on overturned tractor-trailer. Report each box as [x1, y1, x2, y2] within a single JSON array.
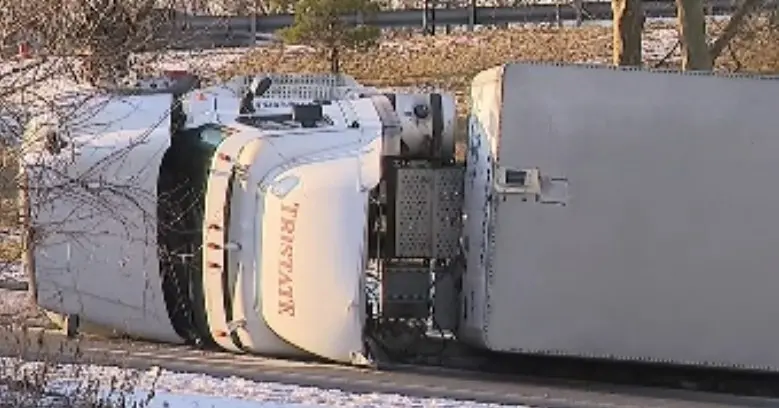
[[19, 72, 458, 364], [19, 62, 779, 374]]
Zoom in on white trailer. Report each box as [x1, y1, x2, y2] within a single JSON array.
[[458, 62, 779, 371], [19, 62, 779, 373]]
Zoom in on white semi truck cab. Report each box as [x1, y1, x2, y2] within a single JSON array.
[[21, 62, 779, 373], [20, 72, 460, 365]]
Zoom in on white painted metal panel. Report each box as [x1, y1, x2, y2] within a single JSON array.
[[459, 65, 504, 347], [202, 131, 263, 353], [22, 94, 182, 343], [201, 116, 381, 361], [181, 79, 377, 131], [463, 62, 779, 371], [220, 136, 310, 358], [229, 138, 309, 356], [260, 153, 371, 364]]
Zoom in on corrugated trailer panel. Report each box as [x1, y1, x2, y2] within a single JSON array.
[[460, 62, 779, 371]]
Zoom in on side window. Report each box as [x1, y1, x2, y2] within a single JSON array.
[[198, 125, 228, 148]]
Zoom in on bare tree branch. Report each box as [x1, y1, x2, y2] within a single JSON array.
[[653, 38, 682, 68], [709, 0, 765, 62]]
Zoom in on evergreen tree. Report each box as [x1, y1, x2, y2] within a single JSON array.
[[279, 0, 380, 73]]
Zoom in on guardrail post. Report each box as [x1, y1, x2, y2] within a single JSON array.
[[468, 0, 476, 31], [423, 0, 436, 35], [573, 0, 583, 26], [251, 0, 258, 48], [444, 0, 451, 34], [555, 3, 562, 27]]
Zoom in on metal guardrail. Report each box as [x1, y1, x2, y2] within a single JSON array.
[[160, 0, 760, 49], [176, 0, 743, 32]]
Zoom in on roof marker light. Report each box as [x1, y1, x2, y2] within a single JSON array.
[[270, 175, 300, 198]]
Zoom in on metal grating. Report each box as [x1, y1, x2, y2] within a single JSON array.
[[228, 73, 369, 101], [395, 169, 434, 257], [380, 262, 431, 319], [262, 73, 360, 87], [259, 85, 365, 100], [394, 167, 464, 258], [432, 168, 464, 258], [258, 73, 362, 100]]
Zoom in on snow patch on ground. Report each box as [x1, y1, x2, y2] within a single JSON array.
[[131, 47, 254, 77], [145, 394, 322, 407], [1, 46, 253, 107], [0, 262, 24, 283], [0, 289, 28, 311], [644, 28, 679, 62], [0, 289, 34, 326], [0, 264, 47, 327], [0, 358, 527, 408]]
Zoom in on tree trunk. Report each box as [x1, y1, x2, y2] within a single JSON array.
[[329, 46, 340, 74], [612, 0, 644, 66], [675, 0, 712, 70]]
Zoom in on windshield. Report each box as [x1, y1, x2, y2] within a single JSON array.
[[157, 124, 230, 346]]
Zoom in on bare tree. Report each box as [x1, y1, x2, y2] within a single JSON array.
[[675, 0, 768, 70], [0, 0, 237, 333], [40, 0, 164, 84]]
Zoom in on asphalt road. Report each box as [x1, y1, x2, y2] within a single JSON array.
[[1, 327, 778, 408]]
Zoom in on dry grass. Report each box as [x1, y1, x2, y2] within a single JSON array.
[[0, 240, 20, 263], [221, 25, 615, 119], [221, 20, 779, 118], [715, 19, 779, 73], [0, 198, 19, 264]]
